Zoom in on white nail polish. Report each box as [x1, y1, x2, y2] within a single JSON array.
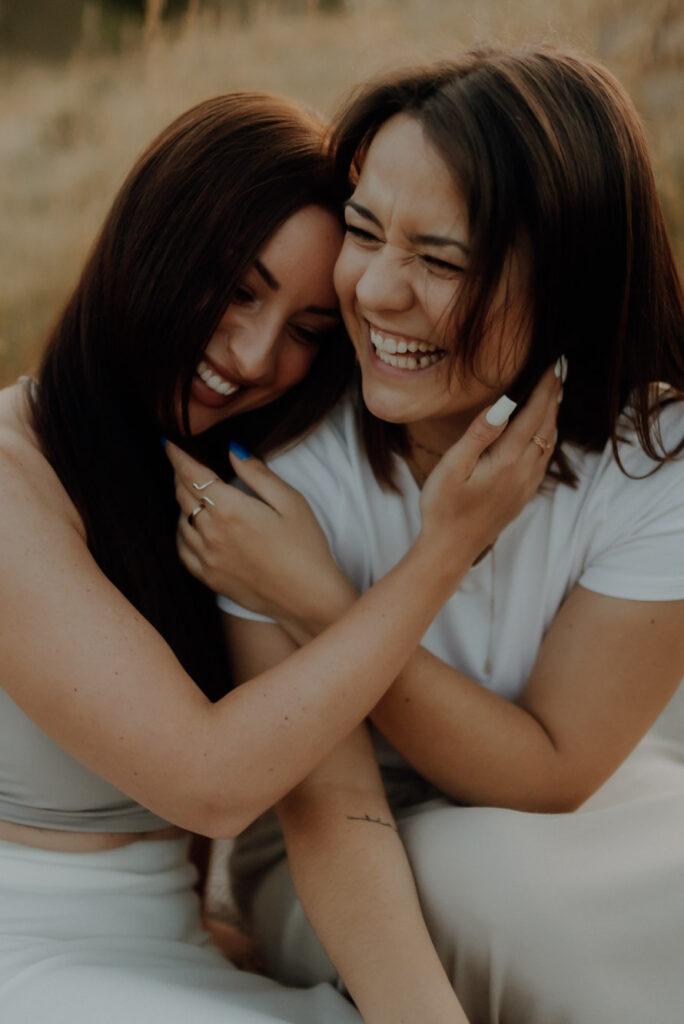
[[554, 355, 569, 381], [485, 395, 517, 426]]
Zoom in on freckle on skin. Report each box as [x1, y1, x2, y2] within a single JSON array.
[[284, 716, 289, 721], [73, 688, 78, 692]]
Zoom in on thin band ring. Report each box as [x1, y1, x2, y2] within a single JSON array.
[[531, 433, 551, 453], [188, 500, 208, 526], [192, 478, 216, 492]]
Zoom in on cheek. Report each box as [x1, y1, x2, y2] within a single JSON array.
[[277, 345, 318, 390]]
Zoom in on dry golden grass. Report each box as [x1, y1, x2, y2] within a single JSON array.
[[1, 0, 683, 384]]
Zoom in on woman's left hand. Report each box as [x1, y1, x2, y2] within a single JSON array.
[[166, 443, 357, 630]]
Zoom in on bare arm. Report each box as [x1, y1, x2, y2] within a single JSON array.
[[2, 383, 540, 839], [174, 368, 684, 813], [228, 617, 468, 1024], [370, 587, 684, 811]]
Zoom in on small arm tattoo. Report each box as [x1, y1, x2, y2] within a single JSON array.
[[346, 813, 398, 833]]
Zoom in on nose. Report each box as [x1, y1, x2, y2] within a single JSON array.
[[227, 319, 279, 386], [354, 246, 414, 314]]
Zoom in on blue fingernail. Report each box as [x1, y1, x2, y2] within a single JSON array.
[[229, 441, 251, 460], [160, 435, 168, 450]]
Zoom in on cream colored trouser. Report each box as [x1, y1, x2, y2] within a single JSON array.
[[248, 736, 684, 1024]]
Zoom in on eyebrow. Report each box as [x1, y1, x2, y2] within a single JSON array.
[[345, 200, 470, 257], [254, 259, 280, 290], [253, 259, 339, 320]]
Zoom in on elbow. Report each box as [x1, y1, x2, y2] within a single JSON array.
[[510, 776, 598, 815], [161, 792, 253, 841]]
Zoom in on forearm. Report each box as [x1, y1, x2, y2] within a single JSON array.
[[371, 648, 568, 811], [278, 747, 468, 1023], [211, 534, 481, 833]]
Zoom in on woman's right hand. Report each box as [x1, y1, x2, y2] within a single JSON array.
[[419, 365, 561, 556]]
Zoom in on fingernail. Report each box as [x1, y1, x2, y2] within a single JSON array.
[[485, 395, 517, 426], [160, 436, 167, 450], [554, 355, 569, 382], [229, 441, 251, 461], [558, 386, 564, 404]]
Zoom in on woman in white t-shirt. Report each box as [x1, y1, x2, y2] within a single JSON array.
[[170, 47, 684, 1023]]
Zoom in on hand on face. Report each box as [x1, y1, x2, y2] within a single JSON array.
[[166, 442, 355, 632], [419, 365, 562, 559]]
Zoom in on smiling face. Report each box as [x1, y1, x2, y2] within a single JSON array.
[[334, 114, 529, 447], [186, 204, 343, 435]]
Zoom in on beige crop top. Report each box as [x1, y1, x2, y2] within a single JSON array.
[[0, 683, 172, 832]]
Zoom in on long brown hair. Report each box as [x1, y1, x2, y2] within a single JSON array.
[[331, 46, 684, 488], [30, 93, 353, 700]]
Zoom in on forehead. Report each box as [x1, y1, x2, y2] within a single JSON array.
[[257, 205, 342, 306], [353, 114, 467, 238]]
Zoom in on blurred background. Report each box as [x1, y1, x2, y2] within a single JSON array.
[[1, 0, 683, 385]]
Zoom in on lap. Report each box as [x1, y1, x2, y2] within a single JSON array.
[[0, 836, 358, 1024], [247, 736, 684, 1024]]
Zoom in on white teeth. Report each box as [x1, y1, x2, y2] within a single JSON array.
[[196, 359, 240, 397], [369, 325, 445, 371], [375, 349, 443, 370]]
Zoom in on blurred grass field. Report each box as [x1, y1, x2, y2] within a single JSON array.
[[1, 0, 683, 385]]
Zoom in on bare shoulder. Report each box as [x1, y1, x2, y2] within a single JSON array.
[[0, 382, 84, 538]]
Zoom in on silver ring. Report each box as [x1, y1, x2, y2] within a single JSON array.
[[188, 500, 208, 526], [531, 433, 551, 453], [192, 478, 216, 492]]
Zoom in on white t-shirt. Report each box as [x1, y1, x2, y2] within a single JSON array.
[[219, 394, 684, 753]]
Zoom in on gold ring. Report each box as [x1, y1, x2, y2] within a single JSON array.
[[192, 478, 216, 492], [188, 500, 208, 526], [531, 433, 551, 453]]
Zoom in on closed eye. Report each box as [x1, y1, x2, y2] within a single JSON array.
[[345, 223, 381, 244], [419, 254, 464, 276], [289, 323, 337, 346], [232, 285, 255, 305]]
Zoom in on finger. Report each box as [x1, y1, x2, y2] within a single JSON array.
[[176, 532, 207, 583], [166, 442, 218, 495], [498, 364, 561, 455], [228, 443, 305, 513], [441, 395, 518, 479]]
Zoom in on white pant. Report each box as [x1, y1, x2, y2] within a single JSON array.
[[248, 736, 684, 1024], [0, 835, 359, 1024]]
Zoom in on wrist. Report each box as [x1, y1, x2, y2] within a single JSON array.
[[410, 527, 481, 597], [279, 577, 359, 643]]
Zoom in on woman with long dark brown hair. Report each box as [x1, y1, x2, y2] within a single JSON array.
[[174, 48, 684, 1022], [0, 87, 557, 1023]]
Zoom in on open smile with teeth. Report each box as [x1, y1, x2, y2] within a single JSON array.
[[369, 325, 446, 370], [196, 359, 240, 397]]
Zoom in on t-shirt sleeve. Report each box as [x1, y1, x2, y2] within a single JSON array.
[[578, 407, 684, 601], [217, 410, 369, 621]]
